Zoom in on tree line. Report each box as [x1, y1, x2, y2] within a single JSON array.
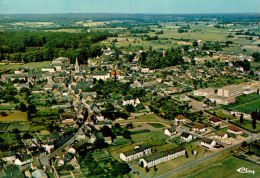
[[0, 31, 109, 64]]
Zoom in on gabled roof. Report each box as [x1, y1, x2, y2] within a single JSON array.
[[193, 123, 205, 129], [175, 115, 186, 120], [228, 125, 242, 132], [167, 127, 176, 133], [181, 132, 191, 138], [123, 144, 151, 157], [210, 117, 221, 123], [201, 137, 214, 144], [143, 147, 184, 162]]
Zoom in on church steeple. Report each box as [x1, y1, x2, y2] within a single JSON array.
[[75, 57, 79, 72]]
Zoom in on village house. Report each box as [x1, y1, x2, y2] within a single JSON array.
[[120, 145, 152, 162], [227, 125, 243, 135], [104, 136, 113, 144], [1, 152, 16, 163], [209, 117, 222, 126], [42, 67, 55, 73], [180, 132, 193, 142], [139, 147, 185, 168], [122, 98, 141, 107], [14, 154, 33, 166], [92, 72, 110, 81], [141, 68, 150, 73], [192, 123, 206, 133], [175, 115, 187, 125], [215, 133, 228, 140], [201, 137, 216, 149], [164, 127, 177, 137]]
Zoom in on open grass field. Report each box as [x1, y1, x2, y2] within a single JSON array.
[[224, 94, 260, 114], [187, 156, 259, 178], [214, 109, 234, 120], [131, 130, 168, 146], [0, 61, 51, 74], [0, 110, 27, 122], [102, 22, 257, 54], [232, 119, 260, 133]]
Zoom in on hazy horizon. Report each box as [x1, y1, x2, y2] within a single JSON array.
[[0, 0, 259, 14]]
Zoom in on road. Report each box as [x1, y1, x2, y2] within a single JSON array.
[[48, 107, 93, 159]]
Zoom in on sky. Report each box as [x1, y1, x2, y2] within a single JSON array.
[[0, 0, 259, 14]]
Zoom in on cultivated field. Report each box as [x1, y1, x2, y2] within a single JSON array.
[[225, 94, 260, 114], [0, 110, 27, 122], [187, 156, 259, 178], [0, 61, 51, 74]]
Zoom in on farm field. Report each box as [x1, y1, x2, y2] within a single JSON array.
[[0, 110, 27, 122], [0, 61, 51, 74], [224, 94, 260, 114], [187, 156, 259, 178]]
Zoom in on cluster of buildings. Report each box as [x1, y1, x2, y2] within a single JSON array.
[[194, 81, 260, 105], [120, 145, 186, 169]]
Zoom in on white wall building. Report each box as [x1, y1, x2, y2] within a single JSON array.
[[120, 145, 151, 162], [139, 147, 185, 168]]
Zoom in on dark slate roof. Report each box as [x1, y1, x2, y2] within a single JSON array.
[[201, 137, 214, 144], [123, 144, 151, 157], [144, 147, 185, 162], [181, 132, 191, 138]]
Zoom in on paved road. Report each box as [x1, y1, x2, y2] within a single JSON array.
[[48, 107, 93, 159]]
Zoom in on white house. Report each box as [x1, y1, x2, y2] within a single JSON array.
[[93, 73, 110, 81], [14, 155, 33, 166], [209, 117, 221, 126], [175, 115, 187, 125], [96, 115, 105, 122], [227, 125, 243, 135], [201, 137, 216, 149], [164, 127, 177, 137], [120, 145, 151, 162], [1, 153, 16, 163], [139, 147, 185, 168], [141, 68, 150, 73], [180, 132, 193, 142], [215, 133, 228, 140], [42, 144, 54, 154], [42, 68, 55, 73], [122, 98, 141, 107], [192, 123, 206, 133]]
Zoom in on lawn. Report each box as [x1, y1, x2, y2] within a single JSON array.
[[232, 119, 260, 133], [0, 61, 51, 74], [0, 110, 27, 122], [131, 130, 168, 146], [224, 94, 260, 114], [214, 109, 234, 120], [187, 156, 259, 178]]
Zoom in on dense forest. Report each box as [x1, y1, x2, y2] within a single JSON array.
[[139, 47, 184, 69], [0, 31, 109, 64]]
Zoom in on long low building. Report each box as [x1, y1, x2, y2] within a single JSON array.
[[139, 147, 185, 168], [120, 145, 152, 162]]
